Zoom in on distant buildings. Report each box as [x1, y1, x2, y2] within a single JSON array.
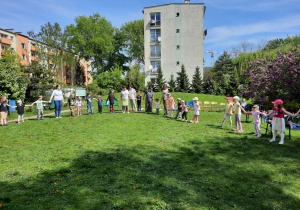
[[143, 0, 206, 85], [0, 28, 92, 86]]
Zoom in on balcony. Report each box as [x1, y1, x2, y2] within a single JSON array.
[[31, 46, 39, 51], [150, 53, 161, 59], [66, 80, 72, 84], [66, 72, 71, 76], [32, 56, 40, 62], [49, 60, 54, 65], [149, 20, 161, 27], [0, 37, 12, 45], [150, 36, 161, 43]]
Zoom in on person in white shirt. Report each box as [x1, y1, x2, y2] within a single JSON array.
[[49, 85, 65, 118], [154, 99, 160, 115], [118, 85, 132, 114], [128, 85, 137, 112]]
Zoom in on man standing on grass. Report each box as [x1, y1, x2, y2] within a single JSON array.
[[145, 87, 154, 114]]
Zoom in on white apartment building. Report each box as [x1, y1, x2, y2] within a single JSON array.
[[144, 1, 206, 85]]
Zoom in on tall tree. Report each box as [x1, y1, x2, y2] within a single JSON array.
[[67, 13, 115, 73], [168, 74, 176, 93], [96, 64, 124, 92], [28, 22, 70, 84], [125, 65, 145, 91], [215, 75, 227, 96], [120, 20, 144, 64], [0, 50, 27, 100], [227, 66, 240, 96], [155, 65, 165, 92], [211, 51, 234, 84], [176, 64, 190, 92], [203, 77, 216, 95], [191, 66, 203, 93]]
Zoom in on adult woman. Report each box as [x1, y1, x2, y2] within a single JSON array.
[[49, 85, 65, 118], [161, 84, 169, 116]]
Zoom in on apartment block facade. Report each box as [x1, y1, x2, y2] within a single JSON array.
[[144, 1, 206, 85], [0, 28, 92, 86]]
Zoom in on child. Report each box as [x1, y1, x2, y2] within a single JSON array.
[[244, 105, 264, 137], [136, 91, 142, 112], [233, 96, 246, 132], [31, 95, 48, 121], [76, 97, 84, 116], [85, 93, 95, 115], [154, 99, 160, 115], [96, 95, 104, 114], [190, 97, 200, 123], [167, 93, 175, 117], [221, 97, 234, 128], [265, 99, 294, 144], [68, 94, 76, 117], [241, 99, 247, 109], [118, 86, 132, 114], [175, 98, 182, 120], [0, 95, 13, 126], [106, 90, 118, 114], [181, 100, 188, 122], [145, 87, 154, 114], [12, 100, 31, 123]]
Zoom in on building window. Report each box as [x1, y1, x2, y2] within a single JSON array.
[[176, 29, 180, 33], [10, 36, 14, 41], [150, 61, 161, 71], [151, 78, 156, 84], [21, 43, 26, 49], [150, 45, 161, 58], [22, 54, 26, 60], [177, 45, 180, 49], [150, 13, 161, 26], [176, 61, 180, 65], [1, 46, 6, 50], [176, 13, 180, 17], [150, 29, 161, 43]]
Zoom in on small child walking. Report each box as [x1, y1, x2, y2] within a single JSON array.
[[96, 95, 104, 114], [68, 94, 76, 117], [31, 95, 48, 121], [86, 93, 95, 115], [13, 100, 31, 123], [107, 90, 118, 114], [175, 98, 182, 120], [221, 97, 234, 128], [190, 97, 200, 123], [136, 91, 142, 112], [233, 96, 246, 132], [167, 93, 175, 117], [76, 97, 84, 116], [154, 99, 160, 115], [244, 105, 264, 137], [265, 99, 294, 144], [0, 95, 13, 126], [181, 100, 188, 122]]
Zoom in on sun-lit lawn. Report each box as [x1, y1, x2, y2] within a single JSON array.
[[1, 93, 300, 209]]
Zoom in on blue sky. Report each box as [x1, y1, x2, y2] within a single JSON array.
[[1, 0, 300, 66]]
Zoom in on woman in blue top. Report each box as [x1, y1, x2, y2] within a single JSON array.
[[49, 85, 65, 118]]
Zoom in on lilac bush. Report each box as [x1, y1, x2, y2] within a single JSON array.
[[241, 48, 300, 104]]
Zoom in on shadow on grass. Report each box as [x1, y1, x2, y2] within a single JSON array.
[[1, 136, 300, 209]]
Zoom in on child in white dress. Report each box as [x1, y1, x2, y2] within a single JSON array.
[[190, 97, 200, 123]]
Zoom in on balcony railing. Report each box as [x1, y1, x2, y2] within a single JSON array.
[[32, 56, 40, 62], [149, 20, 161, 27], [31, 46, 39, 51], [0, 37, 12, 45], [150, 53, 161, 58]]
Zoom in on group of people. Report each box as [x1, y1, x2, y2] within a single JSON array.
[[1, 84, 300, 145]]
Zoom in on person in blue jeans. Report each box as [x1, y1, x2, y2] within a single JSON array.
[[49, 85, 65, 118], [86, 93, 95, 115]]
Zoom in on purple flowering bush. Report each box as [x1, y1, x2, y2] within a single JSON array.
[[241, 48, 300, 104]]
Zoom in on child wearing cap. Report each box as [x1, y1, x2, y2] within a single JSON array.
[[167, 93, 175, 117], [265, 99, 294, 144], [12, 100, 32, 123], [181, 100, 189, 122], [244, 105, 264, 137], [175, 98, 182, 120], [233, 96, 246, 132], [221, 97, 234, 128], [154, 99, 160, 115], [190, 97, 200, 123]]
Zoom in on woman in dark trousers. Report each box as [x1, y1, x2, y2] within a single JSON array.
[[161, 84, 169, 116], [49, 85, 65, 118]]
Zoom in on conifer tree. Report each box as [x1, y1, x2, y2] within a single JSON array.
[[176, 64, 190, 92], [168, 74, 176, 93], [191, 66, 203, 93]]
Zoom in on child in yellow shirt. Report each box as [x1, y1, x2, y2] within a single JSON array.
[[221, 97, 234, 128]]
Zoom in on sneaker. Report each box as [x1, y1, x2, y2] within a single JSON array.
[[221, 124, 224, 128], [257, 134, 261, 137], [4, 124, 9, 126], [269, 138, 276, 142], [233, 129, 238, 131], [190, 120, 194, 123], [254, 133, 258, 136], [182, 119, 185, 122], [127, 112, 129, 114], [185, 120, 188, 122], [238, 129, 243, 133], [278, 140, 284, 145], [70, 116, 72, 117], [18, 122, 20, 124], [123, 111, 125, 114], [195, 121, 199, 123], [56, 117, 58, 119]]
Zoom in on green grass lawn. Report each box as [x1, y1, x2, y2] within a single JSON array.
[[1, 93, 300, 209]]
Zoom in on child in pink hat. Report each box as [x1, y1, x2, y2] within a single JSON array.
[[265, 99, 294, 144]]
